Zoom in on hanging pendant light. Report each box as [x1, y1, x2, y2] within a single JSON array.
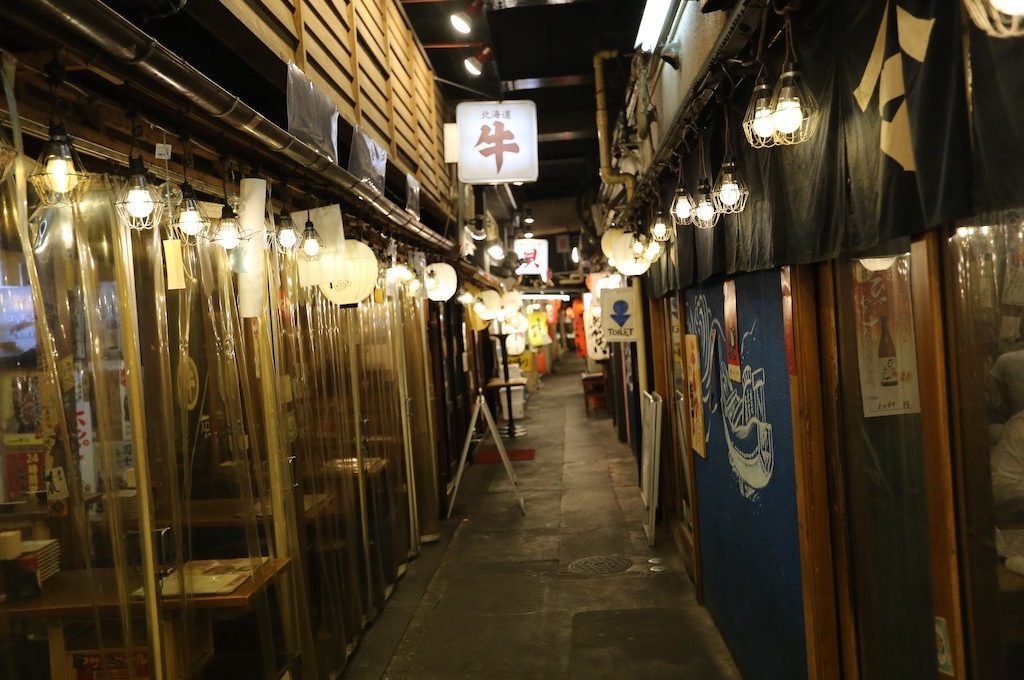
[[212, 205, 243, 250], [964, 0, 1024, 37], [276, 213, 299, 251], [487, 240, 505, 260], [693, 180, 719, 230], [650, 210, 673, 242], [115, 124, 164, 230], [169, 135, 208, 241], [770, 12, 818, 146], [672, 185, 695, 225], [713, 161, 748, 214], [300, 212, 323, 261], [741, 10, 777, 148], [31, 123, 92, 206]]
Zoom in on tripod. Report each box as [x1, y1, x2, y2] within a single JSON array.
[[446, 388, 526, 518]]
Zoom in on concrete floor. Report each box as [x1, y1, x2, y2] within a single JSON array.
[[343, 354, 741, 680]]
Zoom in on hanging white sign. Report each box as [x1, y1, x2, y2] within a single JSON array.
[[513, 238, 548, 276], [456, 100, 538, 184], [600, 287, 640, 342]]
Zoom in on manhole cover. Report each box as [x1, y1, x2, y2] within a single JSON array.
[[568, 555, 633, 575]]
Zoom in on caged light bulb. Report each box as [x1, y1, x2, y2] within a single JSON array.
[[651, 211, 670, 241], [695, 199, 715, 223], [45, 155, 76, 194], [718, 180, 741, 207], [991, 0, 1024, 15], [278, 224, 298, 248], [644, 239, 662, 261], [217, 217, 241, 250], [125, 186, 154, 218], [672, 191, 694, 222], [302, 234, 321, 258], [752, 104, 776, 140], [177, 207, 203, 236], [773, 95, 804, 135]]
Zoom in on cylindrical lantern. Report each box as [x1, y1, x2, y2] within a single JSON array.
[[506, 333, 527, 356], [318, 240, 379, 306], [425, 262, 458, 301]]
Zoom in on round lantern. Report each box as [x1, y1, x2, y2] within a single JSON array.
[[611, 231, 652, 277], [506, 333, 527, 356], [600, 227, 625, 258], [474, 289, 502, 320], [425, 262, 458, 301], [507, 312, 529, 334], [501, 290, 523, 316], [318, 240, 379, 306]]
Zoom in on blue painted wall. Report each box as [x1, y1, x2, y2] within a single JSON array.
[[684, 269, 806, 680]]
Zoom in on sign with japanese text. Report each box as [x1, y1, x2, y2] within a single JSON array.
[[583, 306, 608, 360], [600, 287, 639, 342], [685, 334, 706, 458], [513, 238, 548, 276], [852, 256, 920, 417], [456, 100, 538, 184]]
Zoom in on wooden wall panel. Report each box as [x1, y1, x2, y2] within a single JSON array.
[[218, 0, 454, 217]]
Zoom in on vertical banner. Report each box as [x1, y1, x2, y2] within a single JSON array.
[[852, 256, 920, 417], [723, 280, 740, 382], [583, 307, 608, 360], [685, 334, 706, 458]]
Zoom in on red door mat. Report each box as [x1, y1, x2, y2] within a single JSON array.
[[473, 448, 536, 464]]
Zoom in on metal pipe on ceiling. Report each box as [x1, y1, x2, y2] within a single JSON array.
[[593, 49, 636, 203], [12, 0, 457, 253]]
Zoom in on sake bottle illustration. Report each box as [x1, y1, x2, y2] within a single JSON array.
[[878, 315, 898, 387]]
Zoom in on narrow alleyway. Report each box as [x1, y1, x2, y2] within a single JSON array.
[[343, 354, 741, 680]]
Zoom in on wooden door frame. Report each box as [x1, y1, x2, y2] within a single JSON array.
[[786, 265, 843, 679]]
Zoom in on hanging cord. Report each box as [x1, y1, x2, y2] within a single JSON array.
[[774, 2, 797, 63]]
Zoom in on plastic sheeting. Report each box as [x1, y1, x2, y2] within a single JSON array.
[[286, 61, 340, 164]]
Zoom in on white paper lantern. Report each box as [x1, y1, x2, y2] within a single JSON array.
[[474, 289, 502, 320], [611, 231, 652, 276], [507, 312, 529, 333], [318, 240, 379, 306], [506, 333, 527, 356], [501, 290, 523, 315], [600, 227, 625, 258], [425, 262, 458, 301]]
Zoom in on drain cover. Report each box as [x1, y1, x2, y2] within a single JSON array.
[[568, 555, 633, 575]]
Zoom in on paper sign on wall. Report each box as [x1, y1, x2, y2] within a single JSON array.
[[514, 238, 548, 276], [583, 307, 608, 360], [600, 287, 639, 342], [456, 100, 538, 184], [723, 280, 741, 382], [852, 256, 921, 417]]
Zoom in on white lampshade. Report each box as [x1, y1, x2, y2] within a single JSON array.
[[475, 289, 502, 320], [318, 240, 379, 306], [600, 227, 625, 258], [501, 290, 523, 315], [425, 262, 459, 301], [508, 312, 530, 333], [611, 231, 652, 277], [506, 333, 527, 356]]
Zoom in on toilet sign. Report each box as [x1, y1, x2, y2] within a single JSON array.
[[600, 287, 639, 342]]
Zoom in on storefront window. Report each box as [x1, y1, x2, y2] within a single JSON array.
[[947, 218, 1024, 676], [832, 254, 937, 677]]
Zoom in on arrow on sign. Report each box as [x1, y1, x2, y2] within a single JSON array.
[[611, 300, 630, 328]]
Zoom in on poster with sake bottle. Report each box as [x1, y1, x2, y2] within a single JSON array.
[[852, 256, 920, 417]]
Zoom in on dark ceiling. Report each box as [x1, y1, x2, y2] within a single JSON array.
[[401, 0, 644, 205]]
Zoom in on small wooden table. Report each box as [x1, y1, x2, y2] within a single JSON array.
[[0, 558, 290, 678]]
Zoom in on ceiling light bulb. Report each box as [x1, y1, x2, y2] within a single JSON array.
[[277, 222, 298, 249], [513, 181, 524, 186], [718, 180, 741, 207], [651, 212, 669, 241], [752, 104, 776, 140], [487, 242, 505, 260], [773, 94, 804, 135], [695, 199, 715, 223], [177, 206, 203, 236], [45, 154, 76, 194], [464, 57, 483, 76], [125, 185, 154, 218], [991, 0, 1024, 15], [673, 191, 693, 222], [458, 291, 475, 305], [302, 236, 321, 258], [217, 216, 241, 250], [523, 231, 534, 239], [408, 278, 422, 293], [450, 11, 472, 33], [571, 246, 579, 264]]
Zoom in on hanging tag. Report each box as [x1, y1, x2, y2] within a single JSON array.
[[155, 143, 172, 160], [163, 239, 186, 290]]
